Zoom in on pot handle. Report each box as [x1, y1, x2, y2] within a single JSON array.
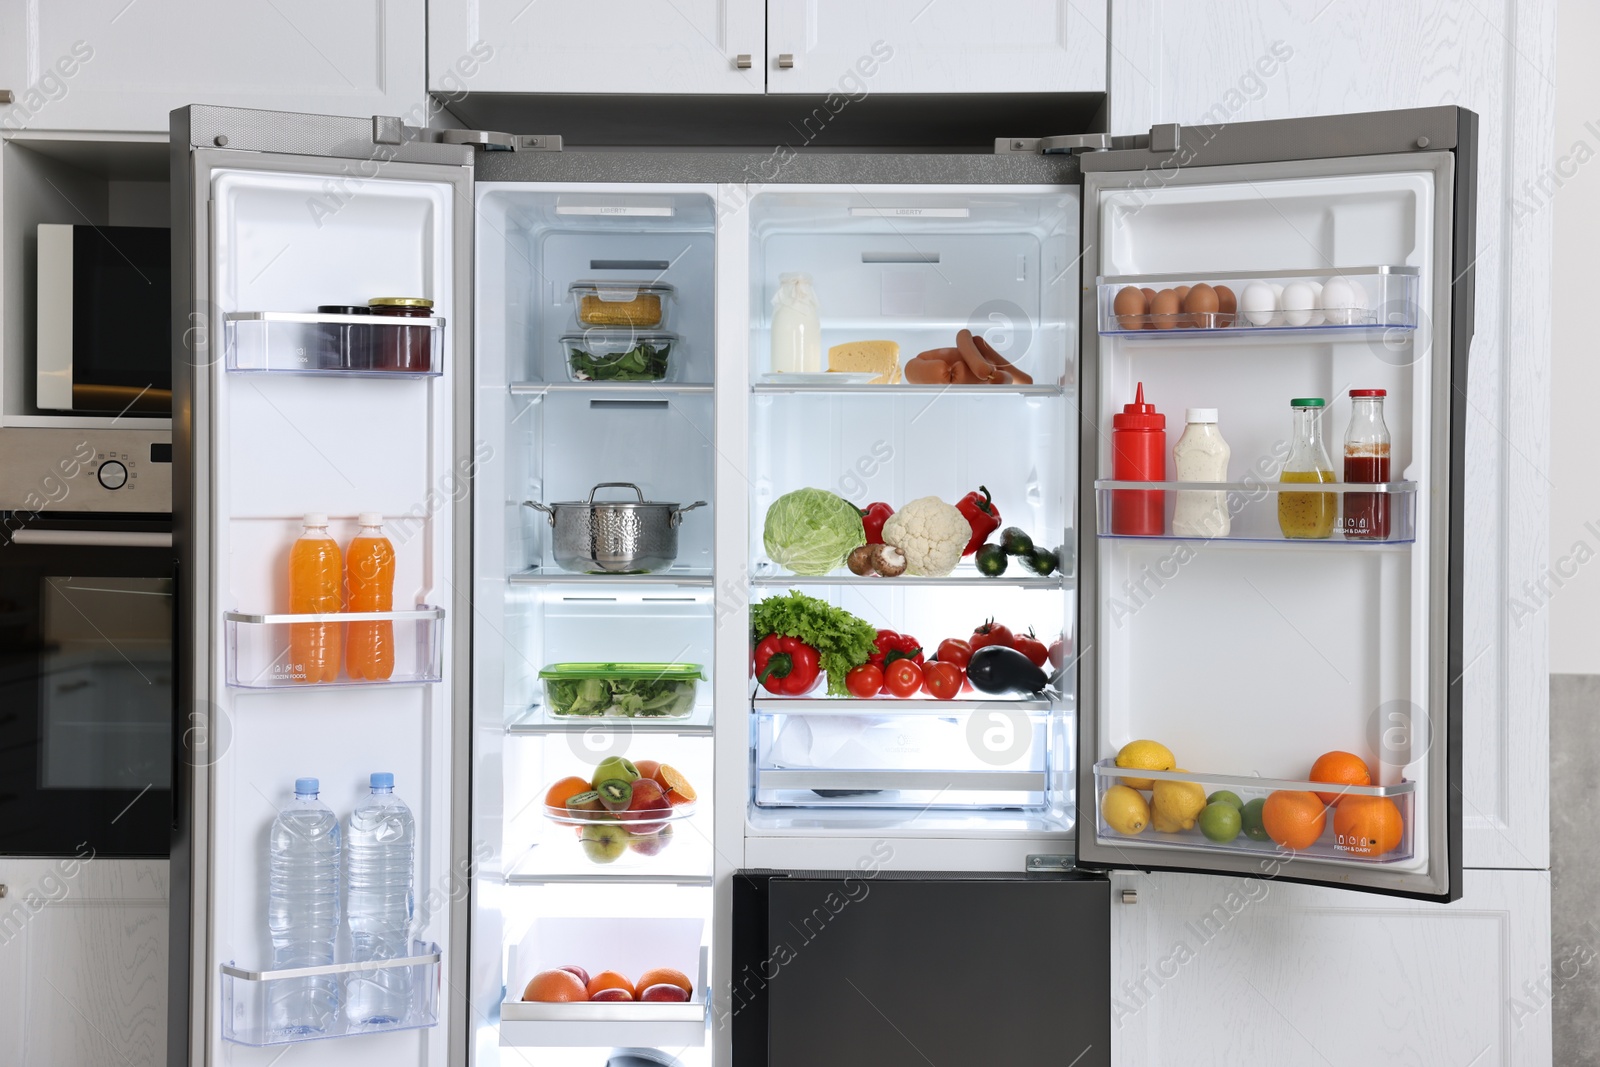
[[520, 500, 557, 527], [587, 482, 647, 505], [670, 500, 708, 528]]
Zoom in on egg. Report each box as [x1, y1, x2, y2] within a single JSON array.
[[1113, 285, 1148, 329], [1269, 283, 1285, 325], [1175, 285, 1191, 305], [1214, 284, 1238, 327], [1150, 288, 1183, 329], [1282, 282, 1316, 327], [1140, 287, 1158, 309], [1240, 282, 1277, 326], [1183, 283, 1219, 328], [1320, 277, 1367, 325], [1305, 281, 1325, 326]]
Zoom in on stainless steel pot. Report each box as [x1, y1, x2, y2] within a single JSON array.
[[523, 482, 706, 574]]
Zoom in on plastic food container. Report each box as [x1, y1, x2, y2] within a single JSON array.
[[538, 662, 704, 718], [562, 330, 678, 382], [570, 281, 674, 328]]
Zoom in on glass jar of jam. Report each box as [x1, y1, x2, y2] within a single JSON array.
[[368, 297, 434, 372], [1341, 389, 1392, 540], [315, 305, 371, 370]]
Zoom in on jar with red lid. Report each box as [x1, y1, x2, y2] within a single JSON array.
[[1341, 388, 1391, 540], [368, 297, 434, 372]]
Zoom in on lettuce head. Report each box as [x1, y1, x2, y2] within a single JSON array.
[[763, 488, 866, 576]]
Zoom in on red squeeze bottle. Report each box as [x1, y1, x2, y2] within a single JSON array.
[[1111, 382, 1167, 536]]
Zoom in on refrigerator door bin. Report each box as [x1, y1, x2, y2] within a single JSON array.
[[1097, 267, 1419, 337], [219, 941, 442, 1046], [1094, 480, 1418, 544], [225, 311, 445, 376], [223, 606, 444, 687]]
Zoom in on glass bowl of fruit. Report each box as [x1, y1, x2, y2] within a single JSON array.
[[542, 758, 700, 865]]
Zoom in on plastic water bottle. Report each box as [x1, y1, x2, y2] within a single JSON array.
[[345, 772, 415, 1026], [267, 777, 341, 1036]]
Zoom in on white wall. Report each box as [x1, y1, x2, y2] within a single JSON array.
[[1551, 0, 1600, 674]]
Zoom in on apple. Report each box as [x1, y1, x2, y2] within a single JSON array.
[[590, 757, 639, 791], [639, 983, 690, 1003], [579, 821, 628, 864], [559, 965, 590, 987], [590, 987, 633, 1002], [628, 823, 674, 856], [621, 778, 671, 835]]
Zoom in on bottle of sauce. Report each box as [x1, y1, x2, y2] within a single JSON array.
[[1171, 408, 1231, 538], [770, 273, 822, 374], [1342, 389, 1392, 540], [1111, 382, 1166, 536], [1278, 398, 1336, 539]]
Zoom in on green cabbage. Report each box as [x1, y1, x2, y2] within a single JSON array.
[[763, 489, 866, 576]]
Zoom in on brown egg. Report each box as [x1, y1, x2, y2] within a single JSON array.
[[1113, 285, 1147, 329], [1214, 285, 1237, 327], [1184, 283, 1219, 328], [1150, 288, 1182, 329], [1175, 285, 1191, 304]]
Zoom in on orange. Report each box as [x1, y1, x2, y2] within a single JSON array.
[[1261, 790, 1327, 851], [1334, 796, 1405, 857], [634, 966, 693, 998], [544, 776, 593, 811], [523, 969, 588, 1002], [1307, 751, 1373, 806], [586, 970, 634, 998], [633, 759, 662, 781], [656, 765, 697, 806]]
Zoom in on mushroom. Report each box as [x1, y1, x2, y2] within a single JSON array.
[[847, 544, 878, 576], [868, 543, 907, 578]]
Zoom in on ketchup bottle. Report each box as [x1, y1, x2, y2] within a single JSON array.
[[1111, 382, 1167, 536]]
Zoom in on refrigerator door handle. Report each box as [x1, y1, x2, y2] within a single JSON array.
[[10, 529, 172, 548]]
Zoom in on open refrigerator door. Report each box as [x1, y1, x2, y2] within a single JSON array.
[[169, 106, 474, 1064], [1073, 107, 1475, 901]]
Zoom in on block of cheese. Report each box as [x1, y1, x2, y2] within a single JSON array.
[[827, 339, 901, 384]]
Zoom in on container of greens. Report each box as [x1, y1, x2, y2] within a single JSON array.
[[538, 662, 704, 718], [563, 330, 678, 382]]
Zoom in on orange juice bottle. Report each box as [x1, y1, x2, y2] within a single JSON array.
[[345, 513, 395, 681], [289, 514, 343, 683]]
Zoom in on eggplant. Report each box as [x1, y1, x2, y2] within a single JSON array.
[[966, 644, 1049, 695]]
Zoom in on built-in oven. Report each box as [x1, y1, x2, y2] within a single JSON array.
[[0, 513, 174, 856]]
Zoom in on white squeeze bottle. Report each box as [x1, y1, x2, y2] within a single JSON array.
[[345, 772, 416, 1027], [770, 272, 822, 373], [1171, 408, 1231, 538], [267, 777, 342, 1036]]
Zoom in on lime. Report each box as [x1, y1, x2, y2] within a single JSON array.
[[1240, 797, 1270, 841], [1207, 790, 1244, 811], [1199, 802, 1242, 843]]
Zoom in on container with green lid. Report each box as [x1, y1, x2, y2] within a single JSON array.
[[538, 662, 705, 718]]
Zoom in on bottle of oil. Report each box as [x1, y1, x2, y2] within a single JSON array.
[[1278, 398, 1336, 539]]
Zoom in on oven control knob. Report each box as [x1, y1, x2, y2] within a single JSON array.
[[97, 460, 128, 490]]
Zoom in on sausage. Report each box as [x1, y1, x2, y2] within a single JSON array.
[[948, 358, 976, 385], [954, 329, 994, 381], [915, 346, 963, 364], [903, 355, 955, 384], [970, 336, 1033, 385]]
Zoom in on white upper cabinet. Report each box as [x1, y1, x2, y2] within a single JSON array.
[[764, 0, 1105, 94], [0, 0, 425, 133], [429, 0, 766, 95]]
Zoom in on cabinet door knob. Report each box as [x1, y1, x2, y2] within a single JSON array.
[[734, 54, 753, 69], [1120, 888, 1138, 904], [0, 90, 12, 104], [777, 53, 795, 69]]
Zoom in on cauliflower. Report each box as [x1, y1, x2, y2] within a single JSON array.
[[880, 496, 968, 576]]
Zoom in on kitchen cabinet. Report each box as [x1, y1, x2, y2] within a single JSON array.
[[0, 859, 167, 1067], [427, 0, 766, 96], [1106, 0, 1554, 874], [0, 0, 424, 133], [1109, 869, 1552, 1066]]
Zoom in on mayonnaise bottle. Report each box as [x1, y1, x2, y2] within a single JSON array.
[[1171, 408, 1231, 538]]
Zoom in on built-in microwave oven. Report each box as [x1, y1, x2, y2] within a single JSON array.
[[36, 222, 171, 415]]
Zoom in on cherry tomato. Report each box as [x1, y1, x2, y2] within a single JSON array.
[[1047, 636, 1067, 670], [883, 659, 924, 698], [935, 638, 973, 670], [922, 661, 963, 700], [845, 664, 883, 699], [970, 619, 1015, 651], [1012, 631, 1048, 668]]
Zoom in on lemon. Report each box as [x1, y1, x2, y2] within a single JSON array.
[[1115, 740, 1176, 790], [1101, 784, 1150, 836], [1151, 774, 1207, 831], [1151, 807, 1187, 833]]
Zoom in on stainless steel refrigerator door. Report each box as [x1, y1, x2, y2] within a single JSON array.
[[168, 105, 475, 1066], [1074, 106, 1474, 902]]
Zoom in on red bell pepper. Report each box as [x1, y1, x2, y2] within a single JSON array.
[[955, 486, 1001, 556], [754, 633, 821, 695], [866, 628, 924, 671], [858, 502, 894, 545]]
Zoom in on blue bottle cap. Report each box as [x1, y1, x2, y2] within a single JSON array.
[[294, 777, 319, 795], [370, 772, 394, 790]]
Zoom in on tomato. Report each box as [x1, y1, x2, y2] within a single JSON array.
[[970, 619, 1015, 651], [1048, 636, 1068, 670], [1012, 631, 1048, 668], [845, 664, 884, 699], [935, 638, 973, 670], [922, 661, 963, 700], [883, 659, 924, 698]]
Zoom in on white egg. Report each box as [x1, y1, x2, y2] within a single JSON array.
[[1305, 281, 1325, 326], [1320, 277, 1357, 325], [1241, 282, 1277, 326], [1269, 283, 1286, 325], [1282, 282, 1316, 327]]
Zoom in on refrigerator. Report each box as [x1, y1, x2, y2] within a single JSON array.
[[168, 102, 1475, 1067]]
